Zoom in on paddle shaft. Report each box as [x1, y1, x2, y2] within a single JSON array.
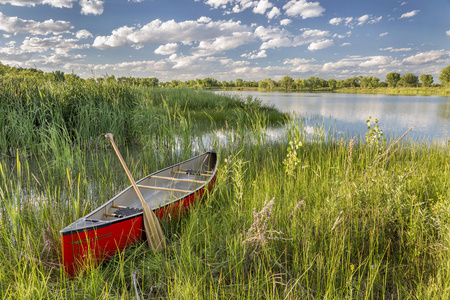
[[105, 133, 166, 251]]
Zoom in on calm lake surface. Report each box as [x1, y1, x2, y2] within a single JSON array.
[[219, 91, 450, 144]]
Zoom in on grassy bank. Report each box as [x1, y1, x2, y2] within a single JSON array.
[[0, 77, 284, 157], [0, 101, 450, 299]]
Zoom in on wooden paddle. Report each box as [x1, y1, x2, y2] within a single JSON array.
[[105, 133, 166, 252]]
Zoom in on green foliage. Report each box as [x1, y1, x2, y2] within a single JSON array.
[[420, 74, 434, 87], [439, 64, 450, 87], [386, 72, 401, 87], [398, 73, 419, 87]]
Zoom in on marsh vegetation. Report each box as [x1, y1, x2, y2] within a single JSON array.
[[0, 78, 449, 299]]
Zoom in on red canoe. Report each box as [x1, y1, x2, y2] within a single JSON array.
[[60, 150, 218, 276]]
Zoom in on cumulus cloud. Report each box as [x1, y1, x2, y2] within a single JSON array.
[[308, 39, 333, 51], [80, 0, 104, 15], [154, 43, 179, 55], [204, 0, 232, 9], [0, 0, 75, 8], [400, 10, 420, 18], [402, 50, 450, 65], [0, 12, 73, 35], [283, 0, 325, 19], [446, 30, 450, 37], [267, 7, 281, 19], [93, 18, 253, 52], [76, 29, 93, 39], [283, 57, 319, 73], [253, 0, 272, 15], [280, 19, 292, 26], [257, 26, 332, 50], [379, 32, 389, 37], [241, 49, 267, 59], [21, 36, 89, 54], [192, 32, 255, 56], [323, 55, 398, 72], [329, 15, 380, 27], [380, 47, 412, 52]]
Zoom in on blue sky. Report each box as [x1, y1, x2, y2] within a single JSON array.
[[0, 0, 449, 82]]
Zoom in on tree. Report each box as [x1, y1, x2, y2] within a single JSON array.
[[439, 65, 450, 87], [420, 74, 433, 87], [328, 78, 337, 89], [386, 72, 401, 88], [398, 73, 418, 87], [280, 76, 294, 90]]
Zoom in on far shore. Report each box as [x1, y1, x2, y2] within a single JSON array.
[[215, 86, 450, 96]]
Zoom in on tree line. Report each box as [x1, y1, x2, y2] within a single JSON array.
[[2, 61, 450, 90]]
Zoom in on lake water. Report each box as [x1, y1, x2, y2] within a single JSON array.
[[218, 91, 450, 144]]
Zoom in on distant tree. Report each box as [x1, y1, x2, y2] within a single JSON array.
[[420, 74, 433, 87], [327, 78, 337, 89], [386, 72, 401, 88], [439, 65, 450, 87], [280, 76, 294, 90], [236, 78, 243, 87], [259, 79, 269, 89], [344, 76, 360, 88], [398, 73, 419, 87]]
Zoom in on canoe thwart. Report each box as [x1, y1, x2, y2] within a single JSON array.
[[172, 170, 211, 177], [137, 184, 193, 194], [151, 175, 206, 184]]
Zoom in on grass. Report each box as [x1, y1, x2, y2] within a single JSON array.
[[1, 80, 450, 299]]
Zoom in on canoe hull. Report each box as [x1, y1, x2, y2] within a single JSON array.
[[61, 150, 217, 276]]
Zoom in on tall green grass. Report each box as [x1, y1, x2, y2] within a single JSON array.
[[0, 78, 449, 299]]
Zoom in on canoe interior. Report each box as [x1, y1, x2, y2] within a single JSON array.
[[61, 150, 217, 235]]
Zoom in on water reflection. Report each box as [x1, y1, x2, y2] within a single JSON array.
[[218, 91, 450, 144]]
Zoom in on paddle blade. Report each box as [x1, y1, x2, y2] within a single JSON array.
[[142, 202, 165, 251]]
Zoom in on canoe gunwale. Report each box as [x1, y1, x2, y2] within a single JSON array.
[[60, 150, 217, 237]]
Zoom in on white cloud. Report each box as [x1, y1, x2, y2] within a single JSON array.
[[402, 50, 450, 65], [329, 17, 342, 26], [241, 49, 267, 59], [280, 19, 292, 26], [80, 0, 104, 15], [379, 32, 389, 37], [400, 10, 420, 18], [192, 32, 255, 56], [302, 29, 330, 38], [253, 0, 273, 15], [446, 30, 450, 37], [0, 12, 73, 35], [283, 57, 318, 73], [93, 18, 252, 52], [380, 47, 412, 52], [20, 36, 89, 54], [283, 0, 325, 19], [154, 43, 179, 55], [76, 29, 93, 39], [204, 0, 232, 9], [308, 39, 333, 51], [357, 15, 370, 25], [267, 7, 281, 19], [323, 55, 398, 72], [0, 0, 75, 8]]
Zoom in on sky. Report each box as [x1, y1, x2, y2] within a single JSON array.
[[0, 0, 449, 82]]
